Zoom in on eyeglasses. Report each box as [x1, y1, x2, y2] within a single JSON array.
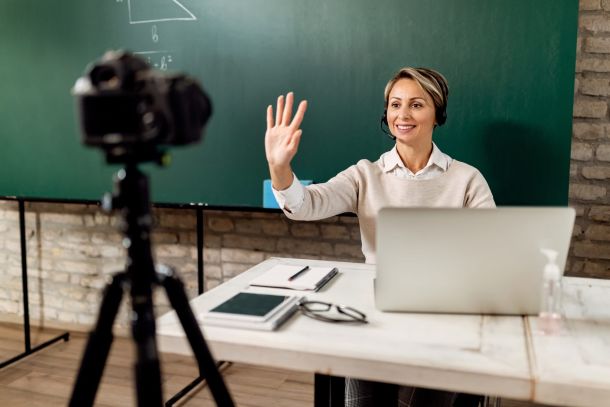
[[298, 300, 368, 324]]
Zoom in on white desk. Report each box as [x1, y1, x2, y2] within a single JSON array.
[[158, 257, 610, 406], [527, 278, 610, 406], [157, 258, 532, 401]]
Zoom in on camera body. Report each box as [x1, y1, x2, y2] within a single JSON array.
[[73, 51, 211, 162]]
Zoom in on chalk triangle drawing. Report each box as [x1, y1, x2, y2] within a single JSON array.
[[128, 0, 197, 24]]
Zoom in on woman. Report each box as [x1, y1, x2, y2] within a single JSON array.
[[266, 67, 495, 263], [265, 67, 494, 406]]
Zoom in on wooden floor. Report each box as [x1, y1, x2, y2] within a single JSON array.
[[0, 323, 312, 407], [0, 323, 550, 407]]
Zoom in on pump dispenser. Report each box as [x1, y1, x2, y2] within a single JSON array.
[[539, 248, 562, 334]]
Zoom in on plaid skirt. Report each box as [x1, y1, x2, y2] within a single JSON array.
[[345, 378, 457, 407]]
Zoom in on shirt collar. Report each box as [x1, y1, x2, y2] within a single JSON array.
[[382, 143, 450, 173]]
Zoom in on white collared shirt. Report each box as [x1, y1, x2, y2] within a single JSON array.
[[379, 143, 453, 179], [273, 143, 453, 212]]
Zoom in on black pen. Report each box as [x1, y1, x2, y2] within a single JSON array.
[[288, 266, 309, 281]]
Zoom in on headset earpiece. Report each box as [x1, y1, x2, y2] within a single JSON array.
[[380, 109, 395, 141], [436, 107, 447, 126]]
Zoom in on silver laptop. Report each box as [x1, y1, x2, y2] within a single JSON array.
[[374, 207, 575, 315]]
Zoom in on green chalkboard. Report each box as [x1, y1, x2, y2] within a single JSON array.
[[0, 0, 578, 206]]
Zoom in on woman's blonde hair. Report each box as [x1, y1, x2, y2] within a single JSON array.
[[384, 67, 449, 125]]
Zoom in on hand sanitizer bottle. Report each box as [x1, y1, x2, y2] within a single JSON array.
[[539, 249, 562, 335]]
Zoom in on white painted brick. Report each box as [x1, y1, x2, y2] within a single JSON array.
[[40, 213, 83, 226], [571, 163, 579, 177], [581, 78, 610, 96], [223, 234, 276, 251], [55, 260, 98, 274], [79, 276, 107, 290], [0, 301, 19, 314], [223, 262, 251, 278], [57, 311, 78, 323], [581, 0, 601, 10], [204, 265, 222, 279], [583, 166, 610, 179], [573, 122, 607, 140], [221, 248, 265, 263], [100, 245, 124, 258], [597, 144, 610, 161], [573, 98, 608, 118], [155, 244, 190, 258], [571, 142, 594, 160], [92, 232, 123, 244], [577, 57, 610, 72], [203, 247, 220, 263], [581, 14, 610, 32], [206, 279, 222, 291], [585, 37, 610, 53], [569, 184, 607, 200], [603, 0, 610, 10], [78, 313, 96, 326], [64, 231, 91, 244]]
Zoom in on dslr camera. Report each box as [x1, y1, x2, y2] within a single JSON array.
[[73, 50, 212, 163]]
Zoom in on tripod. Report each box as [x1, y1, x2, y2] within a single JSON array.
[[69, 163, 234, 407]]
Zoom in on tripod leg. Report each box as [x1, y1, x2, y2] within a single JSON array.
[[131, 282, 164, 407], [69, 273, 127, 407], [158, 265, 235, 407]]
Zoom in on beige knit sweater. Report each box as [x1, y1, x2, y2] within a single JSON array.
[[283, 158, 496, 263]]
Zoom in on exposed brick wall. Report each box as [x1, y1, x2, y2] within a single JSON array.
[[1, 1, 608, 329], [568, 0, 610, 278], [0, 203, 362, 328]]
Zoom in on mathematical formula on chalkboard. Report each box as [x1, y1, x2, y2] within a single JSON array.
[[114, 0, 197, 70]]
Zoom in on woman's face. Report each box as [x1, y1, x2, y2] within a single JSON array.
[[387, 78, 437, 146]]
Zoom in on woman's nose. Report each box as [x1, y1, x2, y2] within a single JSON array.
[[399, 107, 411, 119]]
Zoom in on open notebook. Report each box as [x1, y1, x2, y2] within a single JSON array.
[[249, 264, 338, 291]]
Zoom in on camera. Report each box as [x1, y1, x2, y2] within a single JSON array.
[[72, 50, 212, 163]]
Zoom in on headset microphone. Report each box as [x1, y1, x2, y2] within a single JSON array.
[[380, 109, 396, 141]]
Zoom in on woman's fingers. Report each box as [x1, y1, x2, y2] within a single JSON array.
[[288, 129, 303, 152], [289, 100, 308, 130], [266, 105, 274, 129], [275, 95, 284, 126], [282, 92, 294, 126], [268, 93, 306, 133]]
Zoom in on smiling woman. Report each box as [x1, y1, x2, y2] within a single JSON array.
[[264, 66, 495, 265], [263, 67, 495, 405]]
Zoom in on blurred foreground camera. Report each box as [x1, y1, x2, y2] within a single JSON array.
[[73, 50, 211, 163]]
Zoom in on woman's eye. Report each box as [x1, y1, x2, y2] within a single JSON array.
[[411, 103, 422, 109], [391, 103, 400, 108]]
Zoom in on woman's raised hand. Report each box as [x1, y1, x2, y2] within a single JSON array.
[[265, 92, 308, 170]]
